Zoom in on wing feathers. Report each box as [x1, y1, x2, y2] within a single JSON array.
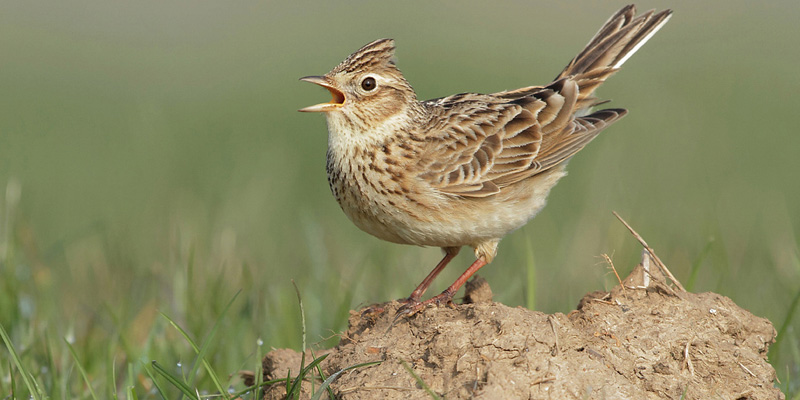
[[417, 83, 626, 197], [536, 80, 578, 134], [412, 5, 669, 198], [533, 108, 627, 172]]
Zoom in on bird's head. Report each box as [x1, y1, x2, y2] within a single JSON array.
[[300, 39, 419, 134]]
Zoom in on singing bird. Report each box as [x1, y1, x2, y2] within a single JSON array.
[[300, 5, 672, 314]]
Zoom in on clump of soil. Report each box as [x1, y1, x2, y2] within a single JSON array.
[[257, 254, 781, 399]]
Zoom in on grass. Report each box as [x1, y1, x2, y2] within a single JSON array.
[[1, 0, 800, 398], [401, 361, 441, 400], [0, 323, 42, 399]]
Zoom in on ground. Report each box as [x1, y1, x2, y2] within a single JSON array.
[[255, 254, 782, 400]]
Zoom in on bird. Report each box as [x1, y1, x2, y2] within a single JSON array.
[[299, 5, 672, 315]]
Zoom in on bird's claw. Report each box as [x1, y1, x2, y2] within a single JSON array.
[[389, 292, 456, 330], [393, 300, 422, 322]]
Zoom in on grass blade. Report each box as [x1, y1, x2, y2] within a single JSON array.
[[9, 361, 17, 399], [309, 348, 335, 400], [292, 280, 307, 354], [285, 368, 292, 398], [159, 290, 240, 397], [188, 292, 240, 393], [401, 360, 440, 400], [151, 360, 195, 398], [142, 361, 169, 399], [310, 361, 381, 400], [43, 330, 61, 399], [1, 361, 8, 395], [769, 286, 800, 361], [126, 363, 138, 400], [0, 323, 40, 400], [228, 377, 291, 398], [289, 280, 307, 399], [110, 354, 118, 400], [287, 354, 329, 398], [253, 338, 264, 400], [28, 370, 48, 400], [127, 384, 138, 400], [64, 338, 99, 400], [288, 352, 306, 399]]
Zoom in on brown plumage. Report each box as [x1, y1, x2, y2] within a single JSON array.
[[300, 5, 672, 314]]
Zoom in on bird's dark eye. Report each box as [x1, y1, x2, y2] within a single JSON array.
[[361, 77, 377, 91]]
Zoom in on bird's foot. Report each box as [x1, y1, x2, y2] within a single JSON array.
[[392, 291, 456, 324], [420, 291, 458, 309]]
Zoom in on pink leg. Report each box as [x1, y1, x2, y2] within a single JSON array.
[[405, 247, 460, 303], [425, 257, 489, 306], [397, 256, 489, 317]]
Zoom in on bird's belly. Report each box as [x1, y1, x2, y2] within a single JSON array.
[[331, 159, 567, 249], [337, 171, 566, 248]]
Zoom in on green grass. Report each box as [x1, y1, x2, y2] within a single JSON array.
[[0, 323, 43, 399], [401, 360, 441, 400], [1, 0, 800, 397]]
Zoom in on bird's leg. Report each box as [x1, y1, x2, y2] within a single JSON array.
[[403, 247, 460, 303], [425, 257, 489, 307], [395, 256, 489, 319]]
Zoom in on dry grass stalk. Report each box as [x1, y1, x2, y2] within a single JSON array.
[[601, 253, 626, 297], [612, 211, 687, 292]]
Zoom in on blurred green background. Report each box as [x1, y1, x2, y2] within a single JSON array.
[[1, 0, 799, 397]]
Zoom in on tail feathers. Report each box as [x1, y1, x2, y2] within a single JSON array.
[[525, 108, 628, 175], [558, 5, 672, 108]]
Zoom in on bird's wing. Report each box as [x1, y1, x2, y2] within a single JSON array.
[[416, 78, 626, 198]]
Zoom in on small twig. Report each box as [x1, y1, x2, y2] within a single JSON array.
[[338, 385, 417, 394], [738, 361, 757, 378], [612, 211, 687, 292], [684, 339, 695, 377], [531, 376, 556, 385], [639, 248, 651, 288], [601, 253, 626, 297], [636, 252, 678, 296]]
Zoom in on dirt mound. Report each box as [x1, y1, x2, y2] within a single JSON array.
[[257, 253, 781, 399]]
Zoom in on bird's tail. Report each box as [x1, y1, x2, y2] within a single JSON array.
[[557, 5, 672, 109]]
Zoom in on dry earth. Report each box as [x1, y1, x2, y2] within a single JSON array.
[[254, 253, 782, 399]]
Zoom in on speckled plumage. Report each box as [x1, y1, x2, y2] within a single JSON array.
[[300, 5, 672, 311]]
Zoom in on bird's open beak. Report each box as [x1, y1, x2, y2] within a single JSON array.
[[299, 76, 345, 112]]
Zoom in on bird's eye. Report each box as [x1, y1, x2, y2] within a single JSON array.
[[361, 77, 377, 91]]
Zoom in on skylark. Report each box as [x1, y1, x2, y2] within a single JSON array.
[[300, 5, 672, 314]]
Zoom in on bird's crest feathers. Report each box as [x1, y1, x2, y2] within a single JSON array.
[[331, 38, 397, 75]]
